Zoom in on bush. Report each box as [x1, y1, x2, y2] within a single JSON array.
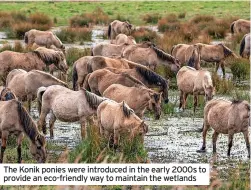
[[178, 12, 186, 19], [29, 12, 53, 26], [56, 27, 92, 43], [131, 27, 159, 43], [230, 58, 250, 81], [142, 13, 161, 24], [190, 15, 215, 24], [212, 72, 234, 94], [66, 47, 91, 67]]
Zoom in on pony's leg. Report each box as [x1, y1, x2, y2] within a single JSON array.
[[17, 133, 24, 163], [227, 133, 234, 157], [80, 117, 86, 139], [197, 123, 209, 153], [113, 129, 119, 149], [243, 130, 250, 158], [215, 62, 220, 73], [193, 93, 198, 114], [179, 91, 183, 110], [221, 61, 226, 78], [182, 93, 188, 110], [49, 113, 56, 139], [0, 132, 8, 163], [212, 131, 219, 154], [38, 108, 50, 135], [27, 94, 33, 113]]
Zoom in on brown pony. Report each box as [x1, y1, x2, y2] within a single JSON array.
[[111, 34, 136, 45], [97, 100, 148, 146], [197, 99, 250, 158], [239, 33, 250, 59], [122, 43, 181, 71], [37, 85, 106, 138], [24, 29, 65, 51], [230, 19, 250, 34], [84, 68, 145, 96], [6, 69, 68, 112], [0, 86, 17, 101], [177, 66, 215, 113], [91, 43, 129, 57], [195, 43, 238, 77], [72, 56, 132, 90], [0, 100, 46, 163], [108, 20, 133, 39], [0, 47, 68, 83], [103, 84, 162, 119]]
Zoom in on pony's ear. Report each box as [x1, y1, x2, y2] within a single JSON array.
[[141, 121, 148, 133]]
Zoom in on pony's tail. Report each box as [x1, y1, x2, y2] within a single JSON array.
[[24, 32, 28, 44], [91, 47, 94, 56], [72, 63, 78, 91], [108, 24, 111, 39], [83, 74, 91, 91], [230, 22, 235, 34], [17, 101, 37, 141], [239, 35, 246, 57], [37, 87, 47, 115]]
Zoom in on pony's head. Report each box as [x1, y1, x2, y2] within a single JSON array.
[[0, 87, 16, 101], [205, 85, 215, 101], [30, 134, 47, 163], [148, 91, 162, 120]]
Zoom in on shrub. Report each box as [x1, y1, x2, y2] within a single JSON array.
[[190, 15, 215, 24], [230, 58, 250, 81], [29, 12, 53, 26], [56, 27, 92, 43], [142, 13, 161, 24], [178, 12, 186, 19], [131, 27, 159, 43], [212, 72, 234, 94], [66, 47, 91, 66]]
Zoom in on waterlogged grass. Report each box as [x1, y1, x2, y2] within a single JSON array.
[[69, 124, 148, 163], [0, 1, 249, 26]]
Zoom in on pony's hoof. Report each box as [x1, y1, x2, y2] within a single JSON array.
[[196, 149, 206, 153]]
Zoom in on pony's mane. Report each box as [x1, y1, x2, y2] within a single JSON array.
[[33, 47, 64, 65], [122, 101, 134, 118], [83, 89, 106, 110], [231, 99, 243, 104], [135, 65, 168, 88], [31, 70, 67, 86], [121, 72, 145, 86], [218, 43, 233, 57], [150, 44, 176, 63], [185, 66, 196, 71]]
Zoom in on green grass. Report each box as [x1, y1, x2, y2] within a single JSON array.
[[0, 1, 249, 26]]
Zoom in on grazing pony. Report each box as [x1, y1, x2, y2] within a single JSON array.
[[197, 99, 250, 158], [111, 34, 136, 45], [177, 66, 215, 113], [0, 100, 46, 163], [0, 47, 68, 83], [97, 100, 148, 146], [91, 43, 129, 57], [6, 69, 68, 112], [0, 86, 17, 101], [230, 19, 250, 34], [195, 43, 238, 77], [108, 20, 133, 39], [239, 33, 250, 59], [37, 86, 106, 138], [103, 84, 162, 119], [24, 29, 65, 51], [72, 56, 131, 90], [122, 43, 181, 71]]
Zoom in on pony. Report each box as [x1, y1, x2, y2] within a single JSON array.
[[103, 84, 162, 119], [0, 100, 46, 163], [122, 43, 181, 71], [83, 68, 145, 96], [239, 33, 250, 59], [197, 99, 250, 158], [72, 56, 131, 90], [177, 66, 215, 113], [97, 100, 148, 146], [111, 34, 136, 45], [108, 20, 133, 39], [24, 29, 65, 51], [91, 43, 129, 57], [230, 19, 250, 34], [37, 85, 106, 139], [0, 47, 68, 83], [195, 43, 238, 77], [6, 69, 68, 112], [171, 44, 201, 69], [0, 86, 17, 101], [103, 65, 169, 103]]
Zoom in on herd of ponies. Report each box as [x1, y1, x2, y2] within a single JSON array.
[[0, 18, 250, 163]]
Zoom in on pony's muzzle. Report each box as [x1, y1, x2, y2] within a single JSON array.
[[164, 98, 169, 104]]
